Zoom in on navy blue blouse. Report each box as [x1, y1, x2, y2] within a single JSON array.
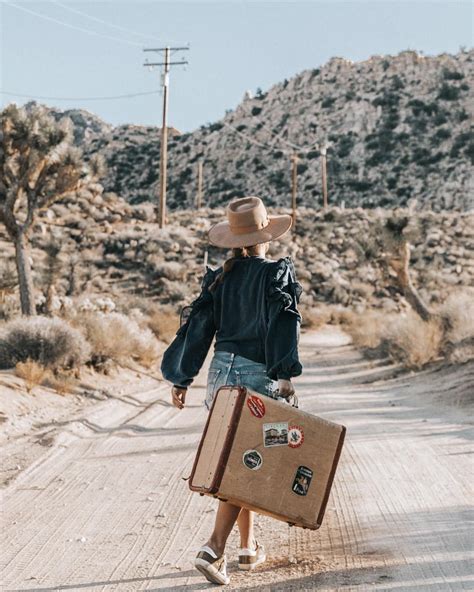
[[160, 255, 303, 388]]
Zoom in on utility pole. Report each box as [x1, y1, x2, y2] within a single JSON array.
[[143, 46, 189, 228], [320, 143, 329, 209], [291, 153, 298, 232], [196, 160, 203, 209]]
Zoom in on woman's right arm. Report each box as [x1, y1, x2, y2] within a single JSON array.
[[160, 267, 218, 392]]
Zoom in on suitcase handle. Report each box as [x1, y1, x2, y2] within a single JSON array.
[[274, 391, 299, 408]]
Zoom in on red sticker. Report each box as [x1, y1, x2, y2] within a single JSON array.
[[288, 425, 304, 448], [247, 395, 265, 418]]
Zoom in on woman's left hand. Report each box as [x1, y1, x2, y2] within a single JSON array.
[[172, 386, 187, 409]]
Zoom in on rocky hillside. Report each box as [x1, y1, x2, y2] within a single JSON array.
[[1, 184, 472, 321], [25, 49, 473, 212]]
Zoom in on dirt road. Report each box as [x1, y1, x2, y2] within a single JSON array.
[[2, 327, 473, 591]]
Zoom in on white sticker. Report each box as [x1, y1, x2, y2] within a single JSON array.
[[263, 422, 289, 447]]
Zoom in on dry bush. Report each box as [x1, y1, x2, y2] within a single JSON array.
[[0, 294, 19, 321], [147, 304, 180, 343], [15, 359, 49, 392], [299, 304, 332, 329], [437, 289, 474, 363], [341, 310, 389, 349], [156, 278, 189, 304], [0, 316, 91, 370], [45, 373, 77, 396], [384, 311, 443, 369], [150, 260, 184, 281], [437, 289, 474, 344], [75, 312, 159, 369]]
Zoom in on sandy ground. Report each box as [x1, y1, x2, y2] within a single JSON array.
[[1, 326, 473, 591]]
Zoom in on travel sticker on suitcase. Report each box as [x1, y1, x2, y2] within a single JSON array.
[[242, 450, 263, 470], [288, 425, 304, 448], [247, 395, 265, 418], [263, 422, 289, 447], [292, 466, 313, 496]]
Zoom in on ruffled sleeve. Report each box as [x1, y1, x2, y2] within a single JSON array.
[[265, 256, 303, 380], [160, 266, 219, 388]]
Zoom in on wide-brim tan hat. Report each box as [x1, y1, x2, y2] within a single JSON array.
[[208, 196, 292, 248]]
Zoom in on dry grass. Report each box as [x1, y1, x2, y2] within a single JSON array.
[[437, 289, 474, 344], [74, 312, 160, 369], [146, 304, 180, 343], [384, 311, 443, 369], [341, 309, 389, 349], [15, 359, 49, 393], [437, 289, 474, 363], [299, 304, 332, 329], [300, 304, 357, 330], [339, 306, 446, 369], [45, 374, 77, 396]]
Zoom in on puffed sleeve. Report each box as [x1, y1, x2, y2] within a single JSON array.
[[265, 257, 303, 381], [160, 266, 219, 388]]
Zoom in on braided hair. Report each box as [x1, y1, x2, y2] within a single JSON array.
[[208, 245, 261, 292]]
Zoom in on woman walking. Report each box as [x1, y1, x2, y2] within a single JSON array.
[[161, 196, 303, 585]]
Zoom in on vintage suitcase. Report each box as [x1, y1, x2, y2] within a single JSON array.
[[189, 385, 346, 530]]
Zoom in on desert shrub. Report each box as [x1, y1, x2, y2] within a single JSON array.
[[299, 304, 332, 330], [437, 290, 474, 362], [321, 97, 336, 109], [15, 359, 49, 393], [433, 128, 451, 141], [0, 317, 91, 370], [384, 312, 443, 369], [75, 312, 159, 369], [147, 304, 180, 343], [44, 373, 77, 396], [443, 69, 464, 80], [438, 83, 461, 101], [450, 131, 474, 159], [208, 122, 223, 132], [149, 260, 184, 281], [0, 294, 19, 321], [341, 310, 388, 349]]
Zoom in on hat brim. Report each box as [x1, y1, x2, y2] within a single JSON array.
[[208, 214, 293, 248]]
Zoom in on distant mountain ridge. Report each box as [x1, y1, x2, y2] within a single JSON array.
[[25, 49, 474, 211]]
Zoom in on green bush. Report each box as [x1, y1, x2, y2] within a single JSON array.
[[438, 83, 461, 101], [443, 69, 464, 80], [433, 128, 451, 142], [321, 97, 336, 109], [450, 132, 473, 158]]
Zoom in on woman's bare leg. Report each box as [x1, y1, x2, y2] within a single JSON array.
[[237, 508, 255, 549], [206, 500, 241, 556]]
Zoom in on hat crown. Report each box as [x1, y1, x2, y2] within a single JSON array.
[[227, 196, 269, 232]]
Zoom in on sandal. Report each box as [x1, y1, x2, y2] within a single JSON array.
[[194, 545, 230, 585]]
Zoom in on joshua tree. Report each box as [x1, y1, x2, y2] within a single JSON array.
[[0, 104, 105, 315], [354, 206, 432, 321], [43, 237, 62, 316]]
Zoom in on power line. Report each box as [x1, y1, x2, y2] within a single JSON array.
[[4, 2, 145, 47], [242, 106, 314, 153], [0, 89, 160, 101], [222, 120, 291, 155], [52, 0, 162, 44]]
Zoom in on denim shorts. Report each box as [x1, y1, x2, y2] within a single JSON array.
[[205, 351, 278, 410]]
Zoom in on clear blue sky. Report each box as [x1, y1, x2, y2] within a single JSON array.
[[1, 1, 472, 132]]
